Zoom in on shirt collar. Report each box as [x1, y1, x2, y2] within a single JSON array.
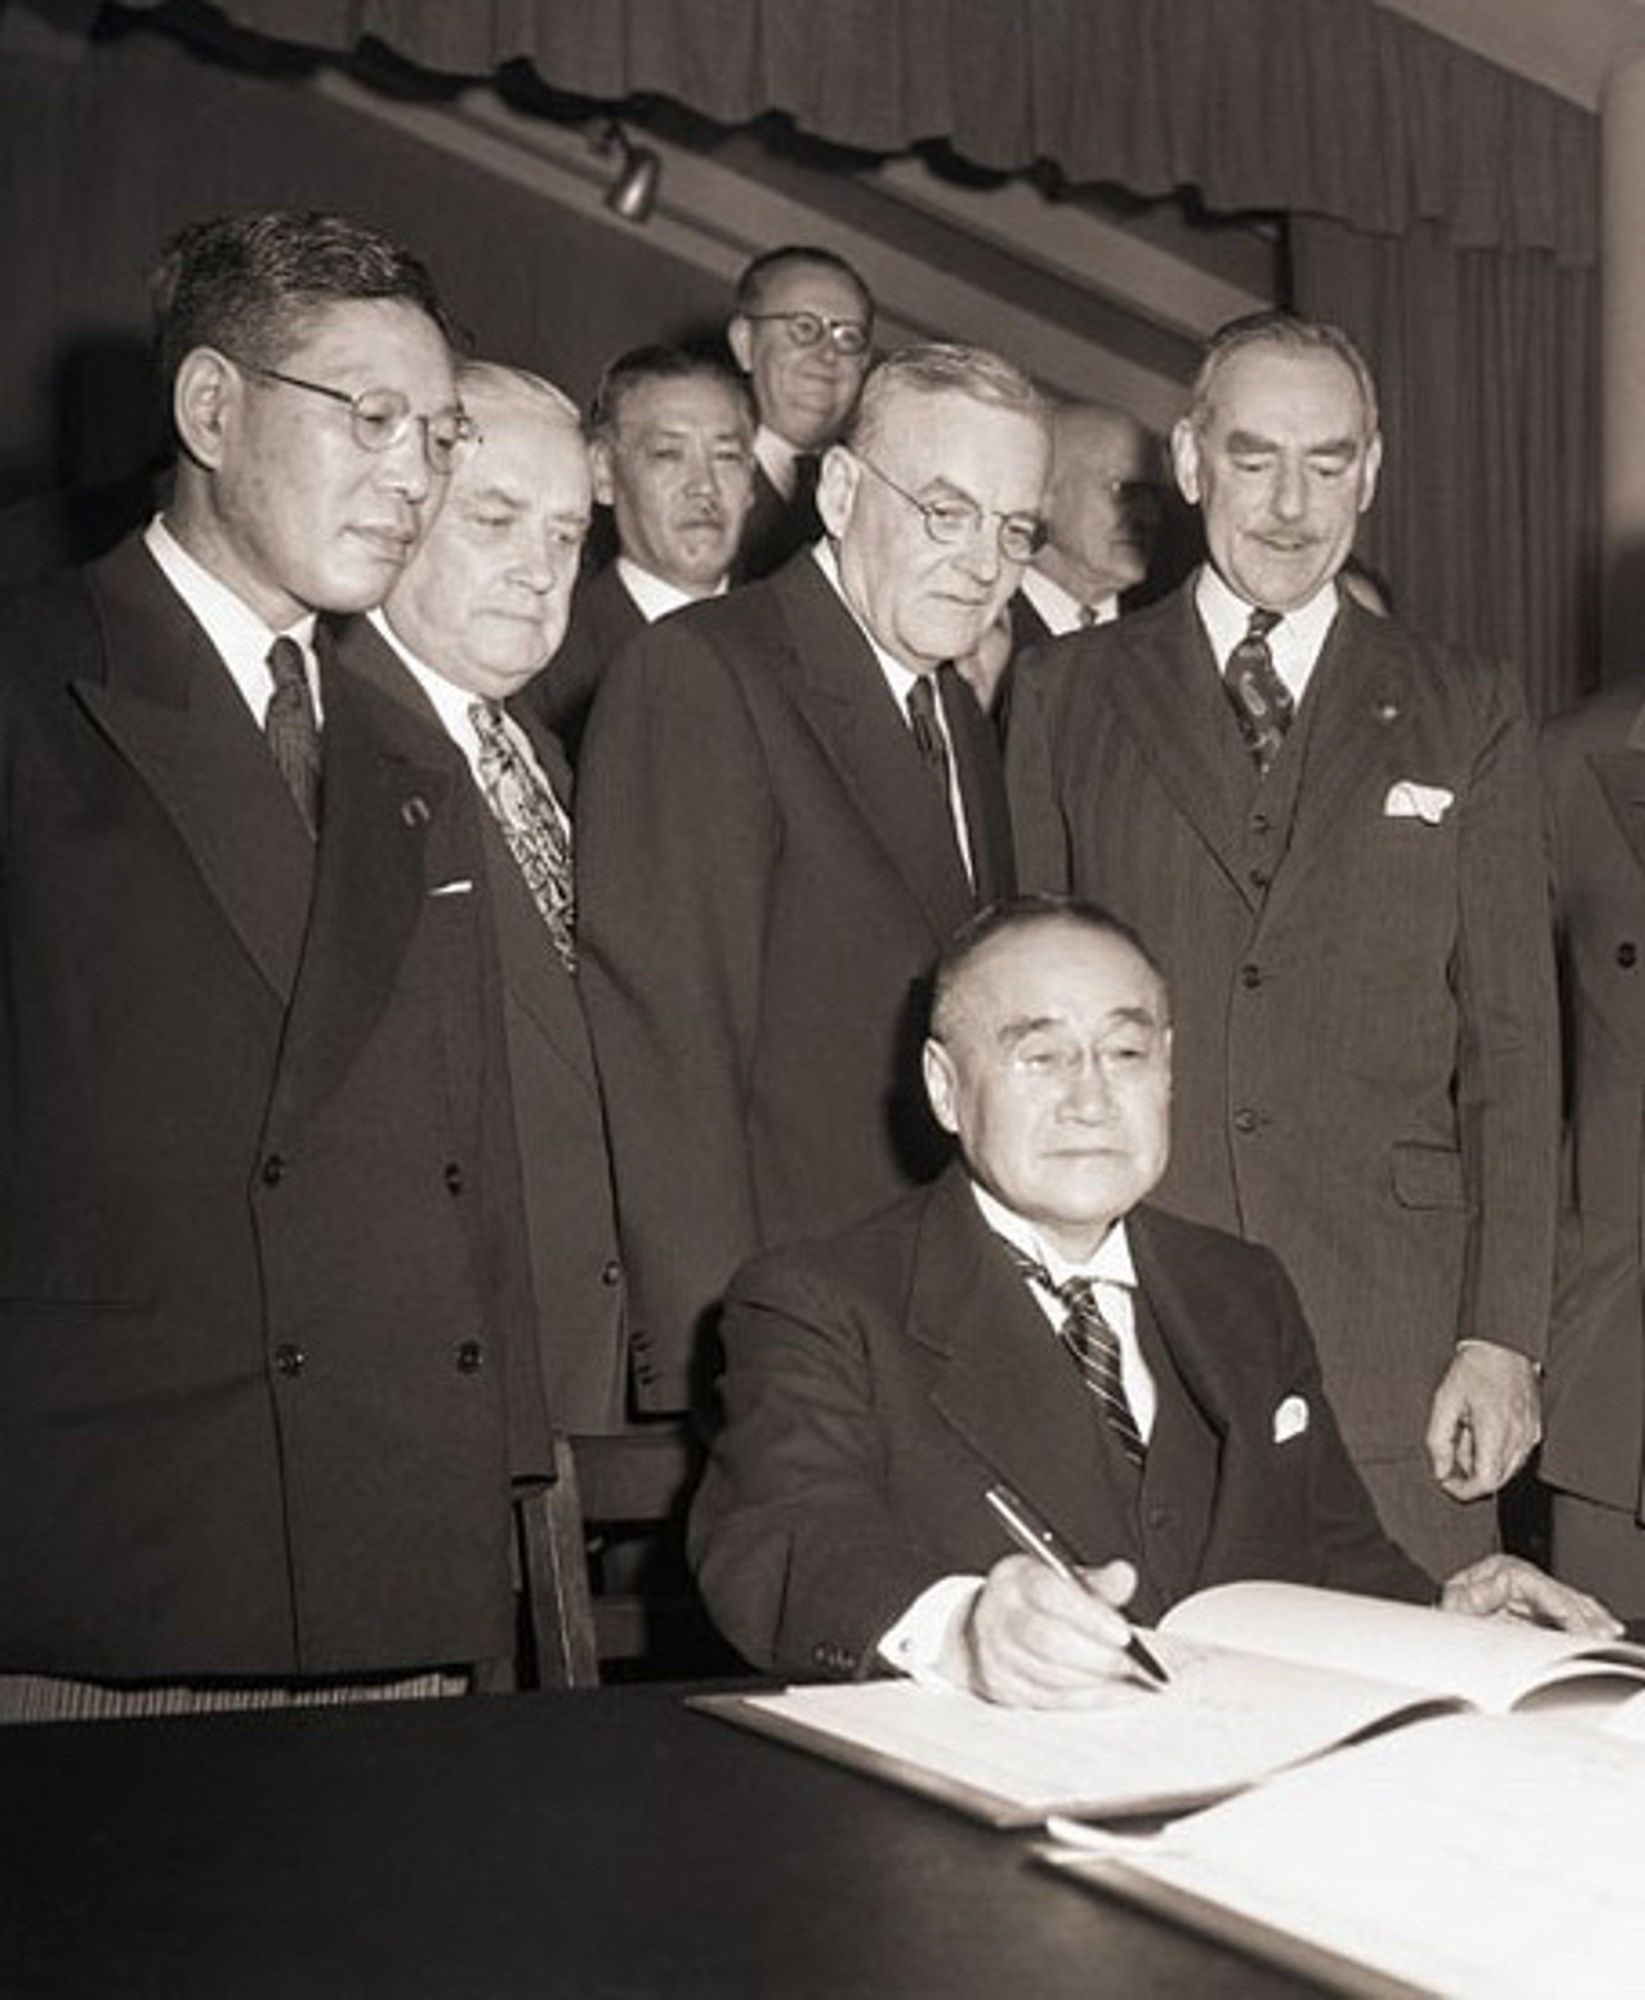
[[1194, 562, 1340, 700], [615, 556, 724, 622], [145, 513, 320, 716], [1021, 567, 1117, 636], [810, 538, 926, 709], [753, 424, 803, 498], [970, 1180, 1136, 1290], [368, 607, 479, 745]]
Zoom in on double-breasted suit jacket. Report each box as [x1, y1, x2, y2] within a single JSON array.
[[690, 1166, 1431, 1679], [526, 560, 645, 767], [1540, 676, 1645, 1520], [577, 550, 1015, 1412], [336, 617, 631, 1433], [1007, 581, 1558, 1566], [0, 535, 549, 1681]]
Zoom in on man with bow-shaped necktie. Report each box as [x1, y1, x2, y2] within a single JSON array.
[[1008, 313, 1558, 1582], [0, 212, 553, 1720], [690, 899, 1606, 1699]]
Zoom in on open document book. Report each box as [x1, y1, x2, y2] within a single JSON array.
[[691, 1580, 1645, 1827]]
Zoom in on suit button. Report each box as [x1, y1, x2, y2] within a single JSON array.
[[1250, 811, 1271, 834], [1233, 1107, 1261, 1134], [273, 1343, 305, 1378], [1239, 962, 1262, 990], [1248, 867, 1270, 891], [601, 1260, 622, 1287], [261, 1154, 285, 1187], [444, 1161, 464, 1194], [1146, 1504, 1171, 1528], [1618, 942, 1638, 970], [454, 1339, 485, 1374]]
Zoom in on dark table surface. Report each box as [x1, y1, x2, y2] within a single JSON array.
[[1, 1683, 1331, 1998]]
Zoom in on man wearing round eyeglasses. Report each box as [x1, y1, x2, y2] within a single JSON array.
[[0, 211, 552, 1718], [727, 245, 875, 580], [578, 341, 1051, 1416]]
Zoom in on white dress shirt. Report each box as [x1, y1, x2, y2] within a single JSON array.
[[615, 556, 726, 624], [144, 514, 321, 723], [1194, 563, 1339, 706], [1020, 566, 1119, 637]]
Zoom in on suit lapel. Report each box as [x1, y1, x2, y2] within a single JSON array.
[[772, 556, 976, 937], [268, 631, 459, 1136], [1259, 602, 1414, 928], [1107, 590, 1256, 909], [911, 1171, 1118, 1561], [72, 536, 314, 1001], [940, 666, 1016, 903]]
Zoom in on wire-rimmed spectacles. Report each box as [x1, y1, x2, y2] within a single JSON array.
[[851, 451, 1047, 563], [228, 357, 476, 474], [741, 310, 871, 357]]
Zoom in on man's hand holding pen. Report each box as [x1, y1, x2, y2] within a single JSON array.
[[936, 1553, 1159, 1708]]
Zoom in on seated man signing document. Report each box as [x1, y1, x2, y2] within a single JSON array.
[[690, 898, 1614, 1704]]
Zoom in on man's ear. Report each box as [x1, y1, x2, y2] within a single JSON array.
[[588, 435, 617, 509], [814, 442, 858, 540], [923, 1037, 961, 1137], [726, 315, 753, 376], [172, 347, 241, 472], [1357, 431, 1384, 516], [1169, 416, 1202, 508]]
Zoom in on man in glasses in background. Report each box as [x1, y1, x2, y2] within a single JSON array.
[[0, 210, 552, 1717], [726, 244, 875, 580], [578, 342, 1050, 1416]]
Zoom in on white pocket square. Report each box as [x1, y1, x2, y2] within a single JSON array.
[[1382, 780, 1453, 825], [429, 878, 474, 898], [1272, 1394, 1310, 1444]]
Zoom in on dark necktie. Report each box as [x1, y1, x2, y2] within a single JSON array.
[[1078, 601, 1104, 628], [470, 701, 577, 972], [264, 635, 321, 838], [1000, 1242, 1147, 1467], [906, 670, 951, 805], [1223, 607, 1292, 775]]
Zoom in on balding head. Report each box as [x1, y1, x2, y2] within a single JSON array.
[[384, 361, 591, 699], [1033, 400, 1158, 606]]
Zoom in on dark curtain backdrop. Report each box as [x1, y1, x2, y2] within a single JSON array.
[[13, 0, 1602, 706]]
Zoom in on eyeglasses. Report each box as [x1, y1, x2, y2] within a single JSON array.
[[229, 358, 476, 473], [741, 310, 871, 357], [851, 452, 1047, 563]]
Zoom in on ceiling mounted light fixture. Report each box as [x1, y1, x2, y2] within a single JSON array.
[[596, 119, 661, 223]]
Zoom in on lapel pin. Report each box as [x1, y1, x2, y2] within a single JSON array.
[[401, 794, 432, 828], [1373, 700, 1400, 725]]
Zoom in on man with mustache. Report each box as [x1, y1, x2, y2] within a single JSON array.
[[579, 343, 1049, 1414], [0, 211, 552, 1716], [1009, 312, 1558, 1580], [532, 346, 756, 762]]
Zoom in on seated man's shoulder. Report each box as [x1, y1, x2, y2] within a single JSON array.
[[726, 1182, 936, 1321], [1132, 1201, 1292, 1295]]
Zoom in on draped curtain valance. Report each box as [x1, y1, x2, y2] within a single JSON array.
[[118, 0, 1594, 259]]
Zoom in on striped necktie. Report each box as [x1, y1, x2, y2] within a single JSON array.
[[1000, 1241, 1147, 1467]]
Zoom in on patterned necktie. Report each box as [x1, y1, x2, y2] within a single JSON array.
[[264, 635, 321, 837], [906, 670, 951, 804], [470, 701, 577, 972], [1223, 607, 1292, 775], [1000, 1242, 1147, 1467]]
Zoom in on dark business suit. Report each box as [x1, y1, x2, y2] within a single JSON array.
[[690, 1166, 1432, 1678], [336, 617, 631, 1433], [0, 535, 549, 1682], [1008, 578, 1559, 1576], [526, 561, 645, 767], [734, 459, 821, 582], [1540, 676, 1645, 1607], [577, 549, 1015, 1413]]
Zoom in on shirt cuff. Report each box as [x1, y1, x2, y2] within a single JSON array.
[[877, 1575, 985, 1689]]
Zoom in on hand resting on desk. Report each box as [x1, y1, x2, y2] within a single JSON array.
[[937, 1553, 1145, 1708], [1440, 1552, 1621, 1637]]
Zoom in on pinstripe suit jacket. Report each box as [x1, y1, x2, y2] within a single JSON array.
[[1007, 579, 1559, 1473]]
